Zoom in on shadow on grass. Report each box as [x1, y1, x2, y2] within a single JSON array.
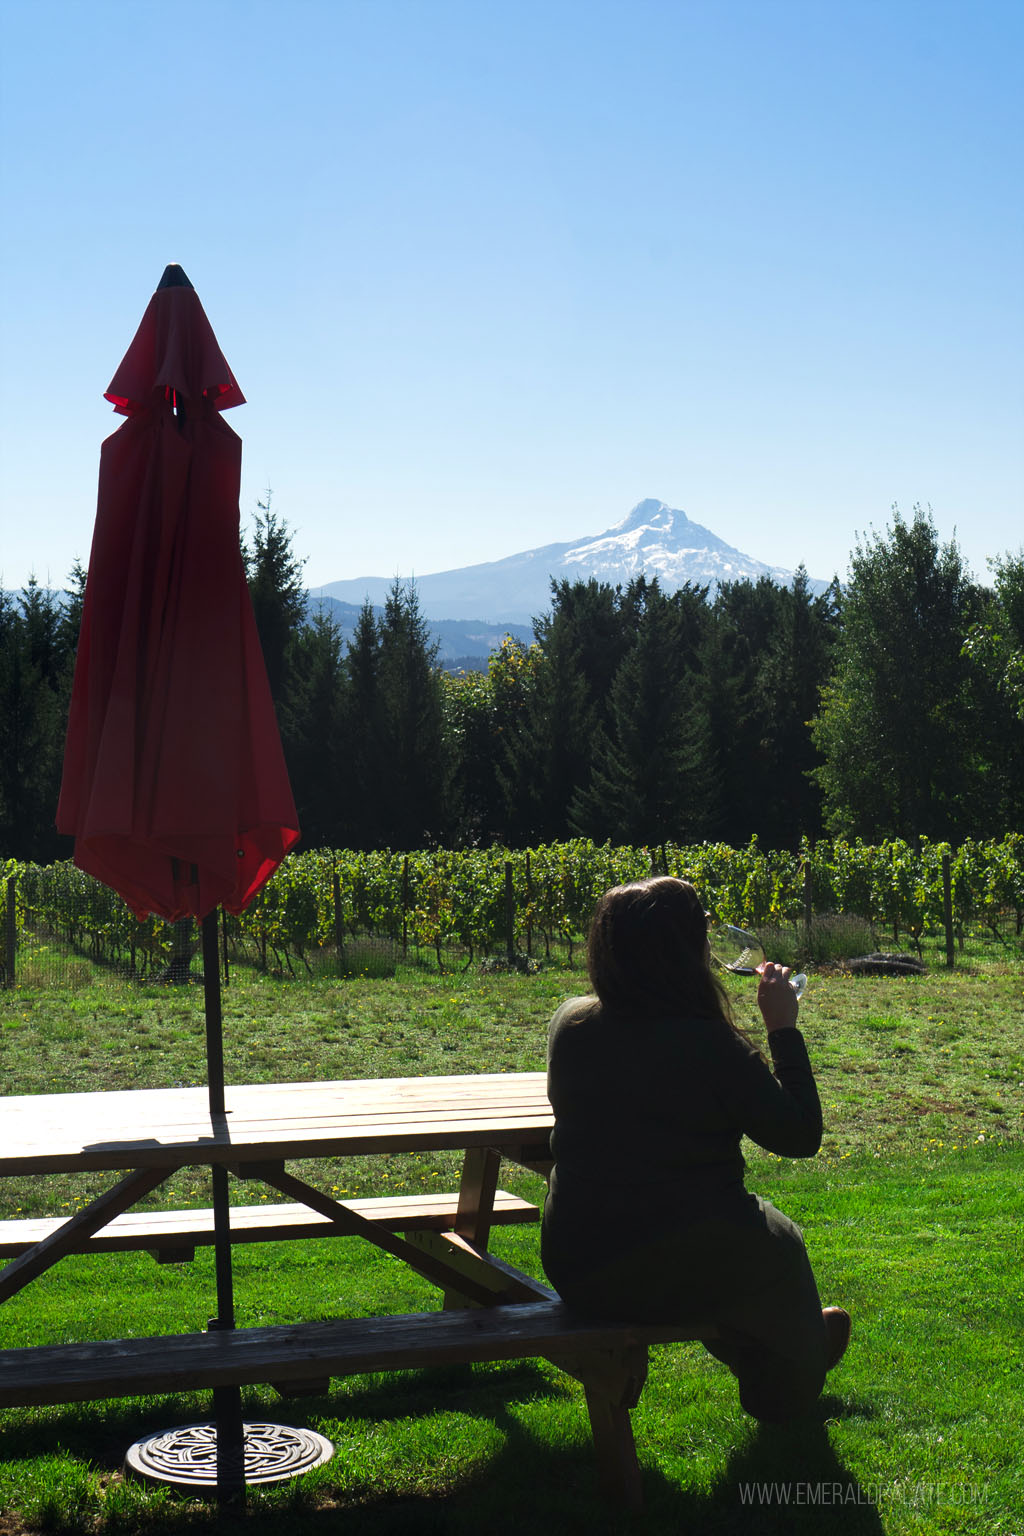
[[685, 1396, 885, 1535], [0, 1375, 883, 1536]]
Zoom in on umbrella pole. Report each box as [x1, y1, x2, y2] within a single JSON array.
[[201, 910, 246, 1503], [203, 909, 226, 1118]]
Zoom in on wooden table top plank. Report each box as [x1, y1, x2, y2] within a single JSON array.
[[0, 1097, 552, 1133], [0, 1101, 554, 1143], [0, 1073, 550, 1124], [0, 1070, 544, 1107], [0, 1124, 554, 1176], [0, 1074, 553, 1176]]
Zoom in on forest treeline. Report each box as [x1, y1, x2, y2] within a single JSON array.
[[2, 506, 1022, 864]]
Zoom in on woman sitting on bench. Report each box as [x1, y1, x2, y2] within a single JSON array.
[[541, 876, 850, 1422]]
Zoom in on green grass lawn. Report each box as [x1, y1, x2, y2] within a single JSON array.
[[0, 950, 1021, 1534]]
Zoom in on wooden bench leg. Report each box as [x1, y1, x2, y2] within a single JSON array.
[[562, 1343, 648, 1510], [584, 1387, 643, 1510]]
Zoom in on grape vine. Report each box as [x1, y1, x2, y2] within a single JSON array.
[[5, 834, 1022, 981]]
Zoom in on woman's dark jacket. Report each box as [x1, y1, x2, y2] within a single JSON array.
[[541, 995, 823, 1304]]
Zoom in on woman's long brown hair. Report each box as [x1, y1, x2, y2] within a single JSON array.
[[586, 876, 734, 1026]]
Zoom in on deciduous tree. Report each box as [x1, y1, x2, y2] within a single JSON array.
[[811, 507, 982, 841], [960, 550, 1024, 830]]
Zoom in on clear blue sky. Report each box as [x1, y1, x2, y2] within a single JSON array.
[[1, 0, 1021, 596]]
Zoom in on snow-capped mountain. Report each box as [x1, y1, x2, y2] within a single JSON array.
[[557, 499, 795, 591], [311, 499, 824, 625]]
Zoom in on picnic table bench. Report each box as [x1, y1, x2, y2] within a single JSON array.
[[0, 1189, 539, 1264], [0, 1073, 715, 1507]]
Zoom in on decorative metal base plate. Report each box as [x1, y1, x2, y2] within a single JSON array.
[[124, 1421, 334, 1490]]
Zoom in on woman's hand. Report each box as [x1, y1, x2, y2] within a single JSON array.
[[757, 961, 799, 1034]]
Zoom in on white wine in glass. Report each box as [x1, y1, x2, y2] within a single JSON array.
[[709, 924, 807, 999]]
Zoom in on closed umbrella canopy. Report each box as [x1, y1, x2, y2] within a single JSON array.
[[55, 265, 301, 1499], [57, 266, 299, 920]]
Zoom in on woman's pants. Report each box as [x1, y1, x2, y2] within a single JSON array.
[[543, 1193, 830, 1423]]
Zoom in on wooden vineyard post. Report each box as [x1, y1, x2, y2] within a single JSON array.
[[4, 876, 15, 989], [333, 869, 346, 976], [505, 861, 515, 964], [942, 854, 955, 969], [525, 850, 533, 958]]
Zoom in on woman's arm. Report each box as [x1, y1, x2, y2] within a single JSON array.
[[717, 982, 823, 1157]]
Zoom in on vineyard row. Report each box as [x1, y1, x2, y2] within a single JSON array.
[[4, 835, 1023, 983]]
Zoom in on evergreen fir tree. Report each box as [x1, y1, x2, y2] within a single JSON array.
[[0, 585, 65, 860], [499, 579, 631, 841], [340, 601, 385, 848], [571, 582, 713, 844], [375, 581, 445, 847], [242, 492, 307, 705], [279, 607, 347, 848]]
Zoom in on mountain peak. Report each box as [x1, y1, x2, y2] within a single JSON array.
[[611, 497, 677, 533], [584, 498, 734, 561], [312, 499, 825, 624]]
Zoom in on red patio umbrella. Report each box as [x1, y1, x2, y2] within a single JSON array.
[[56, 264, 300, 1499], [57, 264, 298, 924]]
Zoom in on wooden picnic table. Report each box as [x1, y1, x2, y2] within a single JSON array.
[[0, 1071, 554, 1303], [0, 1072, 714, 1506]]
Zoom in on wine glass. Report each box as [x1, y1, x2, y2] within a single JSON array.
[[709, 924, 807, 999]]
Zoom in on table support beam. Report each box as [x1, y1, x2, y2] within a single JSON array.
[[248, 1164, 509, 1308], [410, 1230, 553, 1307], [0, 1165, 174, 1303]]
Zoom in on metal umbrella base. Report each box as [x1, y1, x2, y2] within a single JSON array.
[[124, 1421, 334, 1490], [120, 914, 336, 1501]]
